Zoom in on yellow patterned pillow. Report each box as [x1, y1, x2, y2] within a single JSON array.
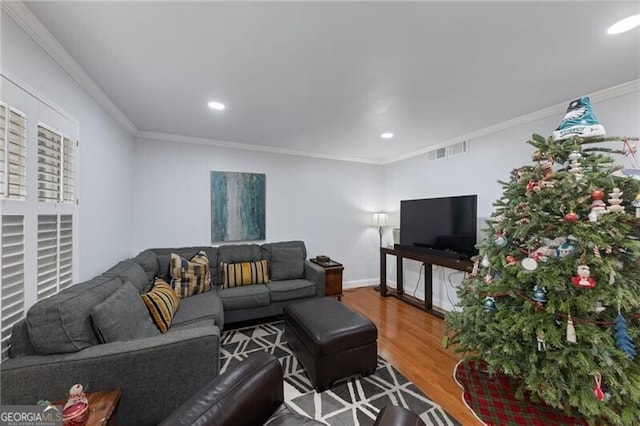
[[170, 251, 211, 298], [221, 260, 270, 289], [141, 279, 180, 333]]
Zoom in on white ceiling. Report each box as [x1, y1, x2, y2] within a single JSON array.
[[22, 1, 640, 163]]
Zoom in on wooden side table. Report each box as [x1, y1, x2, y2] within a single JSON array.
[[311, 258, 344, 300], [53, 388, 122, 426]]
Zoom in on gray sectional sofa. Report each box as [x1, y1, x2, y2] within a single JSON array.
[[0, 240, 324, 426]]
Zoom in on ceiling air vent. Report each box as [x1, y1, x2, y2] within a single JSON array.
[[448, 140, 469, 157], [427, 147, 446, 161]]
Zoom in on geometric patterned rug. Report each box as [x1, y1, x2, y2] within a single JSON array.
[[454, 359, 586, 425], [221, 320, 460, 426]]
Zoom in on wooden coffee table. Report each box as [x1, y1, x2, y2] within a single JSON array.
[[53, 388, 122, 426]]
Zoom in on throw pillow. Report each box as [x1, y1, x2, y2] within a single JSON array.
[[170, 250, 211, 298], [92, 281, 160, 343], [269, 247, 305, 280], [220, 260, 270, 289], [141, 278, 180, 333]]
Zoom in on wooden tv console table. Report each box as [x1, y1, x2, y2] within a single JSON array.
[[379, 246, 473, 319]]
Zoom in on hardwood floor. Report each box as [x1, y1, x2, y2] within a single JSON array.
[[342, 287, 482, 426]]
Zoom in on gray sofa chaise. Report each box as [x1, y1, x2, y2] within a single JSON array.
[[0, 240, 324, 426]]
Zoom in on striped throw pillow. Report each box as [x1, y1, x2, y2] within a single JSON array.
[[170, 251, 211, 298], [141, 279, 180, 333], [221, 260, 270, 289]]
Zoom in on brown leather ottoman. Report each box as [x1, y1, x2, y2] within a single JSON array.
[[283, 297, 378, 392]]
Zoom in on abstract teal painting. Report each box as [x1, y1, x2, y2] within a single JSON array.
[[211, 171, 266, 242]]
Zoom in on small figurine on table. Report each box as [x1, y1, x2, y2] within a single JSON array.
[[62, 384, 89, 426]]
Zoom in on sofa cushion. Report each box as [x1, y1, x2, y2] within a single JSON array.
[[170, 251, 211, 298], [91, 281, 160, 343], [221, 260, 269, 288], [269, 247, 305, 280], [173, 291, 224, 329], [169, 318, 216, 332], [217, 244, 262, 264], [102, 259, 151, 293], [151, 247, 218, 283], [133, 249, 160, 284], [141, 279, 181, 333], [26, 275, 122, 354], [219, 285, 270, 311], [267, 279, 317, 302]]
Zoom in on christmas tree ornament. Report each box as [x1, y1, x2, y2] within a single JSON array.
[[609, 269, 616, 285], [566, 314, 577, 343], [532, 285, 547, 304], [595, 301, 606, 313], [62, 384, 89, 426], [481, 253, 490, 267], [483, 296, 497, 311], [536, 329, 547, 351], [568, 150, 582, 161], [541, 162, 555, 180], [494, 233, 507, 247], [553, 96, 606, 141], [572, 265, 596, 288], [593, 373, 605, 401], [568, 159, 584, 179], [564, 211, 579, 222], [484, 273, 493, 284], [521, 257, 538, 271], [593, 245, 601, 258], [591, 189, 605, 200], [557, 241, 575, 258], [614, 313, 637, 359], [505, 255, 518, 265], [471, 259, 479, 277], [606, 188, 624, 213]]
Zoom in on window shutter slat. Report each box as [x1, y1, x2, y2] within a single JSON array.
[[0, 104, 6, 196], [37, 215, 58, 300], [59, 215, 73, 290], [6, 110, 27, 199], [63, 138, 75, 203], [1, 215, 25, 360], [37, 126, 61, 202]]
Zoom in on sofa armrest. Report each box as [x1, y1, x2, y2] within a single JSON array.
[[1, 326, 220, 426], [305, 260, 326, 297], [160, 352, 283, 426]]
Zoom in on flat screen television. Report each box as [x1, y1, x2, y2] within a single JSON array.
[[399, 195, 478, 260]]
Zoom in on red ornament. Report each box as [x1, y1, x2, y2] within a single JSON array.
[[62, 384, 89, 426], [505, 255, 518, 265], [593, 373, 605, 401], [564, 212, 579, 222], [591, 189, 605, 200]]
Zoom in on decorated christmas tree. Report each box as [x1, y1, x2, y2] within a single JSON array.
[[445, 97, 640, 425]]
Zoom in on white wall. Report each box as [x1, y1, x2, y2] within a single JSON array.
[[383, 90, 640, 311], [132, 137, 384, 284], [1, 11, 136, 280]]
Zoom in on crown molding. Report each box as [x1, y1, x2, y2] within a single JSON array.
[[384, 79, 640, 165], [136, 131, 384, 165], [1, 1, 138, 134]]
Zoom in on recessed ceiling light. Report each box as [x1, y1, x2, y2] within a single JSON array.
[[381, 132, 394, 139], [208, 101, 226, 110], [607, 14, 640, 35]]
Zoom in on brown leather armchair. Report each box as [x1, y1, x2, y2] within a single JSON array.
[[160, 352, 425, 426]]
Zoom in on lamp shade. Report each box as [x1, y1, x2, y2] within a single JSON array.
[[371, 212, 389, 227]]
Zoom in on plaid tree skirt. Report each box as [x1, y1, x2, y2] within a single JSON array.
[[454, 359, 586, 425]]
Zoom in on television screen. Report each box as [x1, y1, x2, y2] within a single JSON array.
[[400, 195, 478, 259]]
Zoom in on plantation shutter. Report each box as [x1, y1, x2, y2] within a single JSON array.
[[1, 215, 25, 360], [37, 125, 61, 202], [62, 138, 75, 203], [59, 215, 73, 291], [37, 215, 58, 300], [0, 104, 6, 196], [7, 109, 27, 199]]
